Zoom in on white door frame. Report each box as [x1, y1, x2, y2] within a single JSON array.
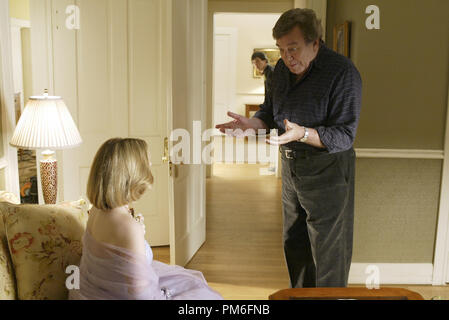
[[212, 26, 237, 129], [433, 87, 449, 285], [0, 0, 20, 196], [169, 0, 208, 266], [9, 17, 31, 115]]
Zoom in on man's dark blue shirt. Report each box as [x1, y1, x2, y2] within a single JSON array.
[[254, 42, 362, 154], [263, 64, 274, 97]]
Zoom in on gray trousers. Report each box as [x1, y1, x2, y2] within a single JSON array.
[[280, 147, 355, 288]]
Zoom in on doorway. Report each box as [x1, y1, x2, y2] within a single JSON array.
[[211, 13, 281, 176], [184, 11, 290, 294]]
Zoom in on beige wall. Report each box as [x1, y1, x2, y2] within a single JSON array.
[[9, 0, 29, 20], [327, 0, 449, 150], [354, 158, 441, 263], [20, 28, 32, 104], [326, 0, 449, 263]]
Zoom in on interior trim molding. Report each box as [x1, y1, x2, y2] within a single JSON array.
[[0, 159, 8, 170], [236, 92, 264, 96], [349, 263, 433, 285], [355, 148, 444, 160], [10, 18, 31, 28], [433, 84, 449, 285]]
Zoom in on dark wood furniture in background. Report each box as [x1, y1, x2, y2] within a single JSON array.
[[245, 104, 260, 118], [269, 287, 425, 300]]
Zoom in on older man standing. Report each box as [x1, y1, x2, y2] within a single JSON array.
[[216, 8, 362, 288]]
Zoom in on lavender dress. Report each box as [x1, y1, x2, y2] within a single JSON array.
[[69, 230, 223, 300]]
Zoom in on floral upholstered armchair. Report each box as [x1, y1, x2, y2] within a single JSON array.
[[0, 192, 88, 300]]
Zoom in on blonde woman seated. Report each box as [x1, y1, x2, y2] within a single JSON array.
[[69, 138, 222, 300]]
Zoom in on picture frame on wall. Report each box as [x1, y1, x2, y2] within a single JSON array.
[[252, 48, 281, 78], [333, 21, 350, 58]]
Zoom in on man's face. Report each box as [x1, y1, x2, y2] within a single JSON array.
[[252, 57, 267, 73], [276, 26, 320, 76]]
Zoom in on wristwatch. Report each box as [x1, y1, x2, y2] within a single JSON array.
[[299, 127, 309, 143]]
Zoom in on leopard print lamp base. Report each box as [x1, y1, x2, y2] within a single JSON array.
[[40, 153, 57, 204]]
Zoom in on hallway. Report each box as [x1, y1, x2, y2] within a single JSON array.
[[186, 164, 289, 299]]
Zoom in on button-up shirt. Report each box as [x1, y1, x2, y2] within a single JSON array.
[[263, 64, 274, 96], [254, 42, 362, 154]]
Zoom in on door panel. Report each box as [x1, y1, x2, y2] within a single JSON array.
[[128, 0, 169, 246], [170, 0, 207, 266], [30, 0, 207, 260], [32, 0, 170, 246]]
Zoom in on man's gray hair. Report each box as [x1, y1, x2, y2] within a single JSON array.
[[273, 8, 323, 43]]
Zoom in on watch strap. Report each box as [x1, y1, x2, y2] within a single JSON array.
[[299, 127, 309, 143]]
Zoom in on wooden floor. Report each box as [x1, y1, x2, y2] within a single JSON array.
[[153, 163, 449, 300]]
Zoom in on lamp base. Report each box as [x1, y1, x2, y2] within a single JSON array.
[[40, 150, 57, 204]]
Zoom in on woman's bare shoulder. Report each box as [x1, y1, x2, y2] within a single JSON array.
[[88, 208, 145, 254]]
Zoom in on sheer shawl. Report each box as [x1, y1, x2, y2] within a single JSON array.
[[69, 230, 223, 300]]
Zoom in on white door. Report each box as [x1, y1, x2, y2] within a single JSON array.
[[213, 27, 237, 128], [29, 0, 207, 265], [0, 0, 20, 196], [169, 0, 208, 266], [30, 0, 170, 246]]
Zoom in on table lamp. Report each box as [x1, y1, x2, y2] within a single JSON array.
[[10, 90, 82, 204]]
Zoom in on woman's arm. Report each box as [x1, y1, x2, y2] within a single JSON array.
[[114, 218, 146, 257]]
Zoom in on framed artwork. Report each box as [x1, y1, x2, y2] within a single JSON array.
[[252, 48, 281, 78], [333, 21, 350, 58]]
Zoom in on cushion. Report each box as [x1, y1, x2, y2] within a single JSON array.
[[0, 201, 88, 300], [0, 192, 20, 300]]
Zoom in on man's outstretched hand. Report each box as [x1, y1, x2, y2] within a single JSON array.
[[215, 111, 268, 137]]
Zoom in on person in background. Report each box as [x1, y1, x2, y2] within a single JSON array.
[[251, 51, 275, 96], [69, 138, 223, 300]]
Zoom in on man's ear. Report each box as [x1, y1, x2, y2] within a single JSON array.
[[312, 39, 319, 49]]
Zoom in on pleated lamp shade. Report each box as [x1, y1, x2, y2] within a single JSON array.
[[10, 95, 82, 150]]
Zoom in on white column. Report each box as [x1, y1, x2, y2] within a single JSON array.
[[433, 86, 449, 285], [0, 0, 20, 197]]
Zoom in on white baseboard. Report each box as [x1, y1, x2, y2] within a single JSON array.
[[354, 148, 444, 159], [349, 263, 434, 285]]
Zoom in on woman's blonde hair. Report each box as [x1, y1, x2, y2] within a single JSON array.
[[87, 138, 153, 210]]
